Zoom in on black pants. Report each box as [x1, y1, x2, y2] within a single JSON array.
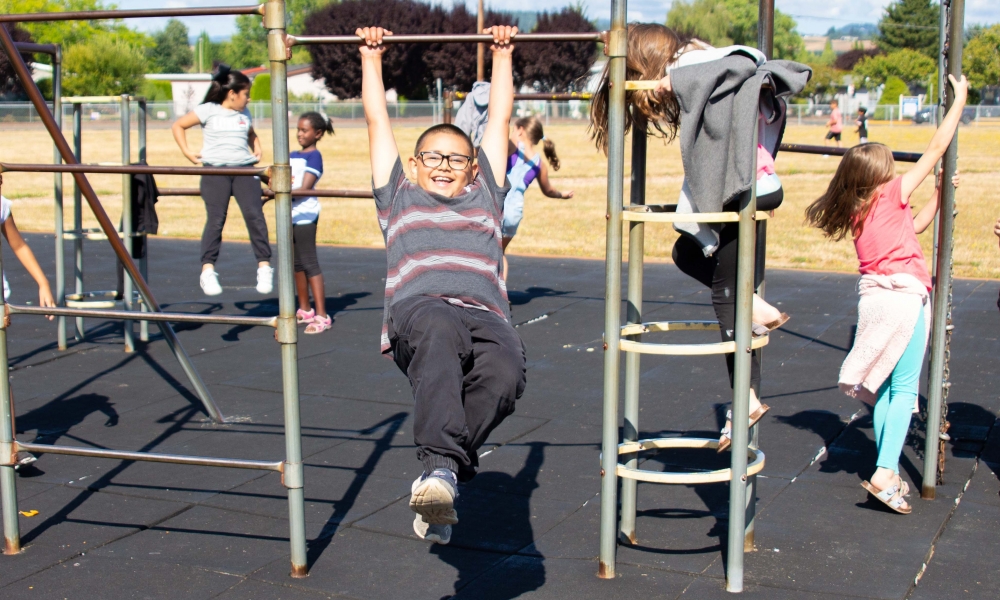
[[293, 221, 321, 278], [389, 295, 526, 481], [672, 188, 783, 393], [199, 173, 271, 265]]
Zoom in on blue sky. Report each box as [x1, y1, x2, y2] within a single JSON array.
[[116, 0, 999, 38]]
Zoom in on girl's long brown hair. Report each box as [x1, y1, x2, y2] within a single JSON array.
[[589, 23, 690, 154], [805, 143, 896, 241], [516, 116, 561, 171]]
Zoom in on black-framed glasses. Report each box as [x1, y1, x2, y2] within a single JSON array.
[[417, 151, 472, 170]]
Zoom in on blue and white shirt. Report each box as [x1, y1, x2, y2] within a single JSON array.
[[290, 150, 323, 225]]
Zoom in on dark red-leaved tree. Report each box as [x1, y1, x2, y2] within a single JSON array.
[[516, 7, 597, 92], [0, 24, 35, 101], [305, 0, 435, 99], [834, 48, 884, 72], [422, 3, 518, 92]]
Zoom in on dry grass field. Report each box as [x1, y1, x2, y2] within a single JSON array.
[[1, 120, 997, 278]]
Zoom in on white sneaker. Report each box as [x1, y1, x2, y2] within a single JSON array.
[[413, 513, 452, 545], [410, 469, 459, 525], [256, 265, 274, 294], [200, 269, 222, 296]]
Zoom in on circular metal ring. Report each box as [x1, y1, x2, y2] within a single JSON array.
[[619, 321, 769, 356], [616, 437, 765, 484]]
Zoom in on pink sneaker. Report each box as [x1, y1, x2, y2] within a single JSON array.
[[296, 308, 315, 324]]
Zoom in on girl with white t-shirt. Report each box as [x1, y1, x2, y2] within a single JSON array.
[[172, 65, 272, 297], [0, 176, 56, 324]]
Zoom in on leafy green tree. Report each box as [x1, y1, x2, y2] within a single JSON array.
[[0, 23, 34, 100], [877, 0, 939, 59], [964, 25, 1000, 90], [666, 0, 803, 59], [880, 76, 910, 106], [800, 63, 841, 102], [63, 35, 147, 96], [852, 48, 935, 87], [148, 19, 193, 74], [250, 73, 271, 101], [817, 40, 836, 66], [220, 14, 268, 70], [141, 79, 172, 101], [0, 0, 150, 50]]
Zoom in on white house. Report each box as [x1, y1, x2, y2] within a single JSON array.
[[242, 64, 337, 102], [144, 73, 213, 116]]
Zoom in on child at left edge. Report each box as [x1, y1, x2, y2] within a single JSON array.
[[359, 25, 526, 545], [0, 175, 56, 325]]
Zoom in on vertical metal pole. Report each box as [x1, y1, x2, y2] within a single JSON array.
[[0, 243, 20, 555], [443, 91, 453, 125], [120, 95, 134, 352], [726, 123, 759, 594], [931, 0, 947, 286], [599, 0, 627, 580], [72, 102, 84, 340], [138, 98, 149, 343], [745, 0, 774, 553], [265, 0, 308, 577], [53, 46, 66, 350], [923, 0, 963, 501], [619, 116, 646, 545], [476, 0, 485, 82]]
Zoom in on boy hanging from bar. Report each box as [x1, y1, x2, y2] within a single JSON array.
[[358, 25, 526, 545]]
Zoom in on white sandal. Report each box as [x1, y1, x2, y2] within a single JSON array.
[[861, 481, 912, 514]]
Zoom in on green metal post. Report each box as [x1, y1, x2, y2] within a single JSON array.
[[72, 102, 84, 340], [619, 115, 647, 545], [726, 124, 759, 593], [0, 242, 20, 555], [264, 0, 308, 577], [923, 0, 963, 500], [120, 95, 134, 352], [53, 46, 66, 350], [598, 0, 627, 579], [137, 98, 149, 343]]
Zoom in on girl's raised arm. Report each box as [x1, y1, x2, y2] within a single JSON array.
[[1, 214, 55, 318], [479, 25, 517, 184], [901, 74, 968, 201], [358, 27, 400, 189]]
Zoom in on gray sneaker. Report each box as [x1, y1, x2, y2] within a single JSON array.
[[413, 513, 452, 544], [410, 469, 459, 525]]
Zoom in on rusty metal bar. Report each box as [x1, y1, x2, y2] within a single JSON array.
[[0, 5, 264, 22], [0, 25, 224, 424], [8, 303, 278, 328], [778, 143, 921, 163], [0, 163, 265, 177], [288, 32, 603, 46], [457, 92, 592, 101], [158, 187, 373, 199], [16, 442, 283, 471]]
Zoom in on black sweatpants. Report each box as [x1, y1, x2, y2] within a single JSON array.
[[389, 295, 527, 481], [199, 173, 271, 265], [293, 221, 321, 278], [672, 188, 783, 393]]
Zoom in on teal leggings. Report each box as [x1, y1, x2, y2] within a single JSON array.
[[873, 309, 926, 472]]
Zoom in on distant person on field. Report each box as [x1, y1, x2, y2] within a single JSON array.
[[501, 115, 573, 283], [807, 74, 969, 515], [359, 25, 526, 546], [172, 65, 273, 297], [825, 99, 842, 148], [856, 107, 868, 144]]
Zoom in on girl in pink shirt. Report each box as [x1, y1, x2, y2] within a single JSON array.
[[806, 74, 969, 515]]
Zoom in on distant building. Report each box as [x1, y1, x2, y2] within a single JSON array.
[[144, 73, 212, 116], [241, 64, 337, 103], [803, 36, 876, 55]]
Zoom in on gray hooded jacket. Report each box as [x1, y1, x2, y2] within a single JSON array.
[[670, 57, 812, 254]]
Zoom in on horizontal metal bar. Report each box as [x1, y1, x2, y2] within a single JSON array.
[[779, 143, 921, 163], [7, 303, 278, 328], [63, 96, 134, 104], [288, 32, 603, 46], [456, 92, 593, 101], [16, 441, 283, 471], [13, 42, 58, 55], [0, 163, 265, 176], [0, 5, 264, 23], [158, 187, 374, 199]]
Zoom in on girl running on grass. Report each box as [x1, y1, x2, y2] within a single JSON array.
[[501, 116, 573, 281], [172, 65, 272, 297], [289, 111, 334, 334], [807, 74, 969, 514]]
